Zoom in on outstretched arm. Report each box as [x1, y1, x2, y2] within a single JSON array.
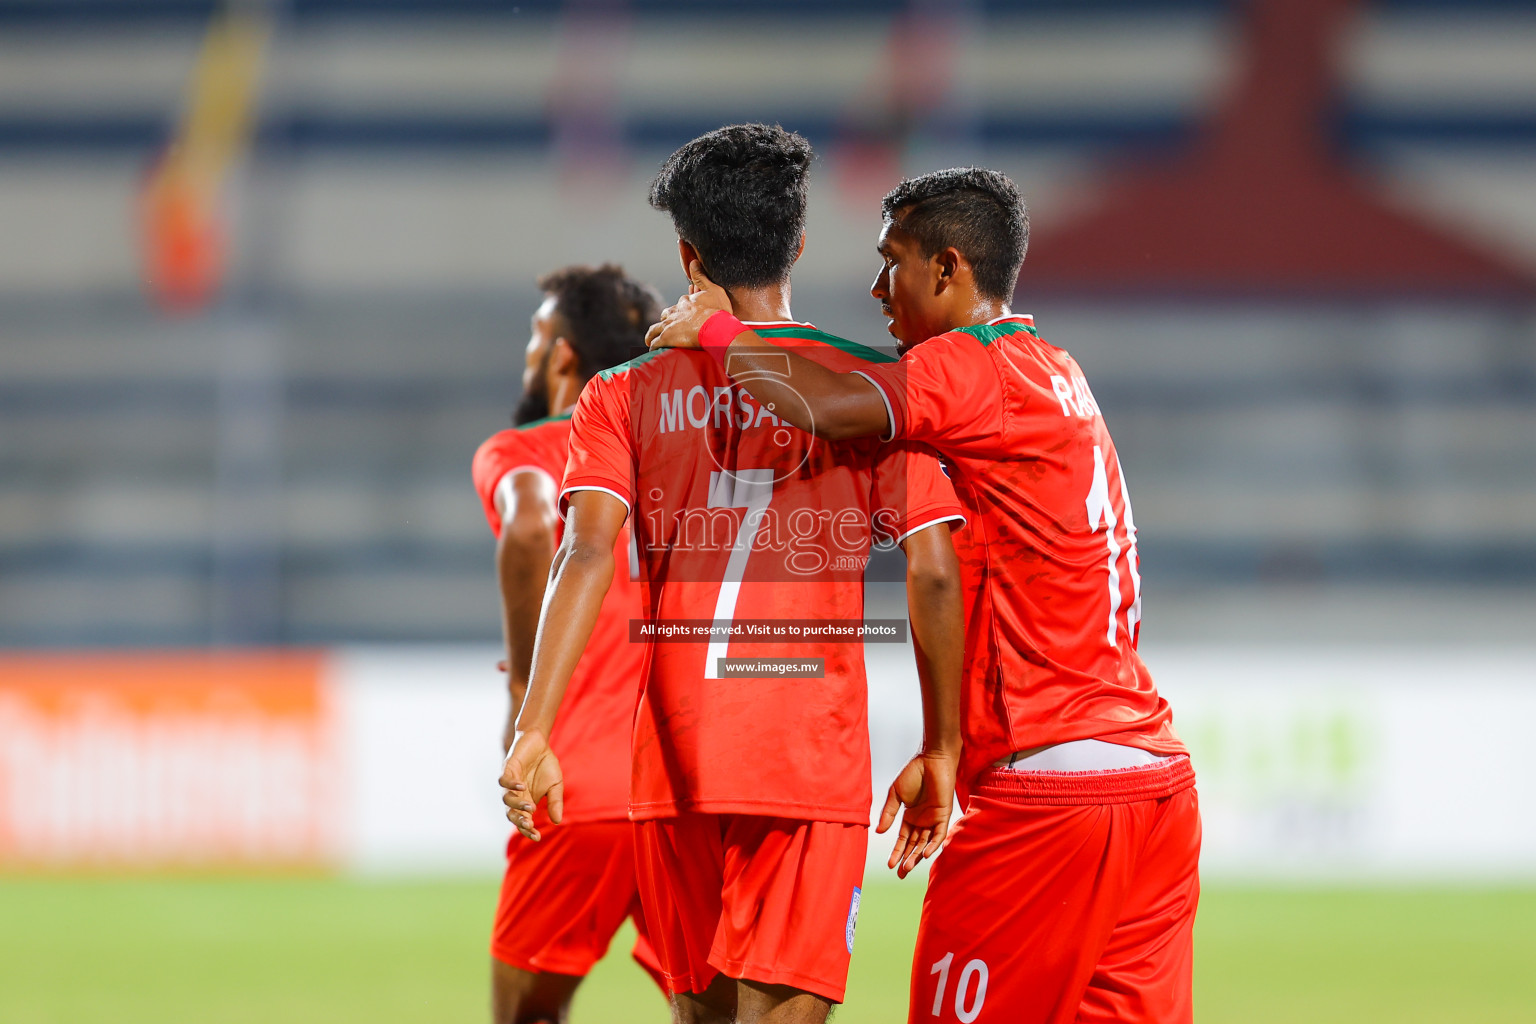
[[500, 488, 629, 839], [645, 262, 892, 441], [878, 521, 964, 878], [493, 470, 559, 752]]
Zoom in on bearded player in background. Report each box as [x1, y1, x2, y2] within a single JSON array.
[[470, 265, 665, 1024], [648, 168, 1200, 1024]]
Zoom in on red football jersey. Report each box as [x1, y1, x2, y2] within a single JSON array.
[[472, 413, 643, 825], [561, 322, 965, 825], [856, 315, 1186, 790]]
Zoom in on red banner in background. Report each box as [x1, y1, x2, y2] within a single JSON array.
[[0, 652, 339, 870]]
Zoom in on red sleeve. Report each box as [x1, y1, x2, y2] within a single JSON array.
[[471, 430, 552, 539], [869, 441, 967, 544], [559, 376, 636, 519], [854, 333, 1002, 451]]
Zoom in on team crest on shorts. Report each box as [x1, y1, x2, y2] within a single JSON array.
[[845, 887, 862, 954]]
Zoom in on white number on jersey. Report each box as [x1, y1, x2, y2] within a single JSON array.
[[1085, 445, 1143, 647], [929, 953, 988, 1022], [704, 469, 775, 678]]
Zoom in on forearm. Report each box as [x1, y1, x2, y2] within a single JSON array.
[[904, 530, 964, 755], [496, 528, 555, 716], [719, 329, 891, 441], [514, 540, 615, 737]]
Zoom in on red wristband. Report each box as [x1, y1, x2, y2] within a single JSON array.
[[698, 310, 747, 370]]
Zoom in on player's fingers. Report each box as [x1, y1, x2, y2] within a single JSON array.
[[688, 260, 722, 297], [876, 785, 902, 834], [888, 821, 914, 870], [899, 830, 921, 874], [917, 827, 938, 865], [902, 828, 933, 876], [547, 781, 564, 825], [928, 816, 949, 852], [507, 803, 534, 830], [498, 752, 523, 785], [495, 659, 507, 673], [644, 320, 664, 347], [918, 821, 946, 863]]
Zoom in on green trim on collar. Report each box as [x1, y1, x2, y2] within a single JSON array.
[[953, 320, 1041, 347], [752, 326, 898, 364], [514, 409, 574, 430]]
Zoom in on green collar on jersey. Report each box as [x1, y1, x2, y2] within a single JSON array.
[[514, 409, 573, 430], [954, 318, 1041, 347], [595, 346, 677, 382], [752, 326, 897, 364]]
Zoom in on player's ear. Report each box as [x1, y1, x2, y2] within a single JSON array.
[[550, 336, 580, 379], [677, 238, 700, 279], [934, 247, 963, 294], [793, 233, 805, 264]]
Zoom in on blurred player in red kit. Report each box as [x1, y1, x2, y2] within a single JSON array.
[[648, 167, 1200, 1024], [471, 264, 666, 1023], [500, 125, 967, 1024]]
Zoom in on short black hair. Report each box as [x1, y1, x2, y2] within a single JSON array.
[[648, 123, 813, 289], [881, 168, 1029, 301], [537, 264, 661, 380]]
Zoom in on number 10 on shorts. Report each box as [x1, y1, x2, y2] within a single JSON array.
[[930, 952, 988, 1022]]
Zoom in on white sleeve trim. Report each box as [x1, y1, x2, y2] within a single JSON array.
[[493, 466, 558, 521], [894, 513, 965, 546], [558, 485, 632, 523], [851, 369, 897, 442]]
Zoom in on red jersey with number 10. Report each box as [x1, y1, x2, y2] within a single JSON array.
[[562, 322, 965, 825], [856, 315, 1186, 791]]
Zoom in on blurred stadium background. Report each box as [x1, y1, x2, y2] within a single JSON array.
[[2, 0, 1534, 1021]]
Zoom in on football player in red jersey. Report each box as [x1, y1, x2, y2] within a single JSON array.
[[471, 265, 666, 1023], [501, 125, 967, 1024], [647, 167, 1201, 1024]]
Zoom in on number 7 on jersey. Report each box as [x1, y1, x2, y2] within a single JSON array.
[[705, 469, 775, 678]]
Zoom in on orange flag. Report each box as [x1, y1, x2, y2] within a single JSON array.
[[140, 5, 269, 313]]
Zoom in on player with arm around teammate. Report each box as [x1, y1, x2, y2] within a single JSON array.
[[470, 265, 666, 1024], [648, 168, 1201, 1024], [502, 125, 967, 1024]]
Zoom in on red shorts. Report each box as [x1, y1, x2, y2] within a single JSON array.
[[633, 814, 868, 1003], [910, 757, 1200, 1024], [491, 819, 662, 985]]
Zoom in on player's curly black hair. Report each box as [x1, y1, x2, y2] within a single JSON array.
[[536, 263, 661, 380], [881, 168, 1030, 301], [648, 123, 813, 289]]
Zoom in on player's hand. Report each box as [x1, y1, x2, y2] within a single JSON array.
[[644, 261, 732, 350], [500, 728, 564, 841], [877, 750, 957, 879], [500, 711, 517, 756]]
